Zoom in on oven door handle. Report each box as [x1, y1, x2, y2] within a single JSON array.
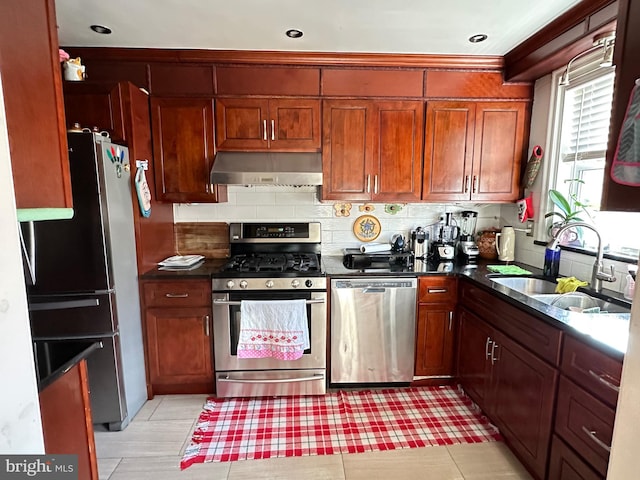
[[218, 373, 325, 384], [213, 298, 325, 306]]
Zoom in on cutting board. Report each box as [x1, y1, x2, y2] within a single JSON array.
[[174, 222, 229, 258]]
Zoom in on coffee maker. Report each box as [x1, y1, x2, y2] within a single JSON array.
[[457, 210, 480, 263]]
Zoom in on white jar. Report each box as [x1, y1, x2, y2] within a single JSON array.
[[495, 226, 515, 262]]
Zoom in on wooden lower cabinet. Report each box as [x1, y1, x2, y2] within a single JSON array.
[[415, 276, 457, 378], [142, 280, 214, 395], [39, 360, 98, 480], [548, 435, 603, 480], [457, 305, 557, 480]]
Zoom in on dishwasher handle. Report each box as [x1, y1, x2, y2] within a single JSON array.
[[362, 287, 386, 293]]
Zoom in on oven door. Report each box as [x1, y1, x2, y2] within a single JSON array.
[[212, 290, 327, 372]]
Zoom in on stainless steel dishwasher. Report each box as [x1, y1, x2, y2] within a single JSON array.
[[330, 277, 417, 384]]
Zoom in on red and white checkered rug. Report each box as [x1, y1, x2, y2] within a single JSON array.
[[180, 386, 501, 469]]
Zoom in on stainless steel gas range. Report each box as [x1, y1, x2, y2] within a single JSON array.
[[212, 222, 327, 397]]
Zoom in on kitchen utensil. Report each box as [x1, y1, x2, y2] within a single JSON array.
[[521, 145, 543, 189]]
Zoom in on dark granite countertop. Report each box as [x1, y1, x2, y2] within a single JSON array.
[[141, 254, 630, 359], [33, 339, 102, 391]]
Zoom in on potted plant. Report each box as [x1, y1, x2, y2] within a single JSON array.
[[545, 180, 593, 246]]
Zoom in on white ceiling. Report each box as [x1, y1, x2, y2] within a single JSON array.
[[55, 0, 582, 56]]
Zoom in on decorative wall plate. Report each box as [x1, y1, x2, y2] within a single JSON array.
[[353, 214, 381, 242]]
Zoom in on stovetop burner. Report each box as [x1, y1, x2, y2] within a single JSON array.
[[223, 253, 320, 274]]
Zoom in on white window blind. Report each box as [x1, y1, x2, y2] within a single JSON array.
[[560, 72, 615, 163]]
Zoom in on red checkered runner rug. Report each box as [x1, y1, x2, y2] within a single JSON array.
[[180, 386, 501, 469]]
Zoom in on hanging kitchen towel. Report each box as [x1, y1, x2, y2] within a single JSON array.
[[237, 299, 309, 361], [612, 83, 640, 186], [135, 166, 152, 217]]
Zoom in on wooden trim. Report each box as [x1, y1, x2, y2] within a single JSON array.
[[504, 0, 618, 81], [62, 46, 504, 69], [79, 360, 99, 480]]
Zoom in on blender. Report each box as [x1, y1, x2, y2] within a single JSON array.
[[431, 213, 458, 262], [457, 210, 480, 263]]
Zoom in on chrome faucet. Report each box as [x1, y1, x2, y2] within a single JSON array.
[[547, 222, 616, 293]]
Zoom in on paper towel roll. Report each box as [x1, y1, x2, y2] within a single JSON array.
[[359, 243, 391, 253]]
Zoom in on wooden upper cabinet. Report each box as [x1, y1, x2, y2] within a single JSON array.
[[63, 82, 127, 143], [423, 101, 475, 202], [149, 63, 215, 96], [215, 98, 320, 151], [423, 100, 528, 202], [151, 97, 220, 203], [322, 99, 423, 201], [0, 0, 72, 209]]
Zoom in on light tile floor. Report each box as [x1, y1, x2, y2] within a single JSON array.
[[95, 394, 533, 480]]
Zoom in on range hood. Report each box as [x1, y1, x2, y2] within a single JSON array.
[[210, 152, 323, 186]]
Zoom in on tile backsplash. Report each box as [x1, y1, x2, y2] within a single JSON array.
[[174, 185, 504, 256]]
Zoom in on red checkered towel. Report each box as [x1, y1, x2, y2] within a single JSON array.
[[237, 299, 309, 360]]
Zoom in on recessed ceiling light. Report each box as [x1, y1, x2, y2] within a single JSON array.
[[90, 25, 112, 35], [469, 34, 488, 43], [286, 29, 303, 39]]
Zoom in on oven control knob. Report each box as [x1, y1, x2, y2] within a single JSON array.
[[239, 280, 248, 289], [305, 279, 313, 288], [291, 279, 300, 288], [265, 280, 274, 289], [226, 280, 235, 289]]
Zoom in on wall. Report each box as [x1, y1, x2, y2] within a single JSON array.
[[0, 72, 45, 453], [174, 186, 503, 256]]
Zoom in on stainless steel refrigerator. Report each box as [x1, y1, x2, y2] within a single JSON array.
[[27, 132, 146, 431]]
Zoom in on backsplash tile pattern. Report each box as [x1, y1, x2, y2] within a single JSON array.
[[174, 186, 503, 256]]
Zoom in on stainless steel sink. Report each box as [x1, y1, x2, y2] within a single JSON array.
[[530, 293, 630, 314], [489, 276, 631, 315], [490, 276, 558, 295]]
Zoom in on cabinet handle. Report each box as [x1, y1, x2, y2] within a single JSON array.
[[485, 337, 492, 359], [205, 183, 210, 194], [588, 369, 621, 393], [427, 288, 448, 294], [448, 312, 453, 331], [374, 175, 379, 194], [472, 175, 478, 193], [490, 342, 499, 365], [271, 119, 275, 141], [464, 175, 470, 193], [204, 315, 210, 337], [366, 174, 371, 193], [263, 120, 267, 141], [165, 293, 189, 298], [581, 426, 611, 453]]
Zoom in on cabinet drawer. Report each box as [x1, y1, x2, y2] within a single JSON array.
[[561, 335, 622, 408], [418, 276, 457, 304], [459, 280, 562, 365], [555, 376, 615, 477], [143, 280, 211, 307], [548, 435, 603, 480]]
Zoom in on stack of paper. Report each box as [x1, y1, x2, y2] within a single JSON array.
[[158, 255, 205, 269]]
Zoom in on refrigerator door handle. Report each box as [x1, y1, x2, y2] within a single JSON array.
[[19, 221, 36, 285], [29, 298, 100, 312]]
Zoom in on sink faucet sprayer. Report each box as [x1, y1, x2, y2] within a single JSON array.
[[547, 222, 616, 293]]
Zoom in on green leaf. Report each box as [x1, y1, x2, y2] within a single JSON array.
[[549, 189, 572, 215]]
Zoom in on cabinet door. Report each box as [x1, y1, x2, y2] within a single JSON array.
[[373, 101, 423, 202], [489, 329, 558, 480], [151, 97, 218, 203], [269, 98, 321, 151], [415, 306, 455, 377], [456, 308, 492, 409], [0, 0, 72, 209], [145, 306, 213, 394], [423, 101, 474, 201], [471, 102, 527, 202], [39, 361, 98, 480], [322, 100, 374, 201], [215, 98, 269, 150], [548, 435, 603, 480]]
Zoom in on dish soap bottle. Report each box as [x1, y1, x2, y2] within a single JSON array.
[[624, 265, 637, 300], [543, 247, 561, 278]]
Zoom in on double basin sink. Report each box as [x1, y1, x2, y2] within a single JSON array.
[[489, 276, 631, 315]]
